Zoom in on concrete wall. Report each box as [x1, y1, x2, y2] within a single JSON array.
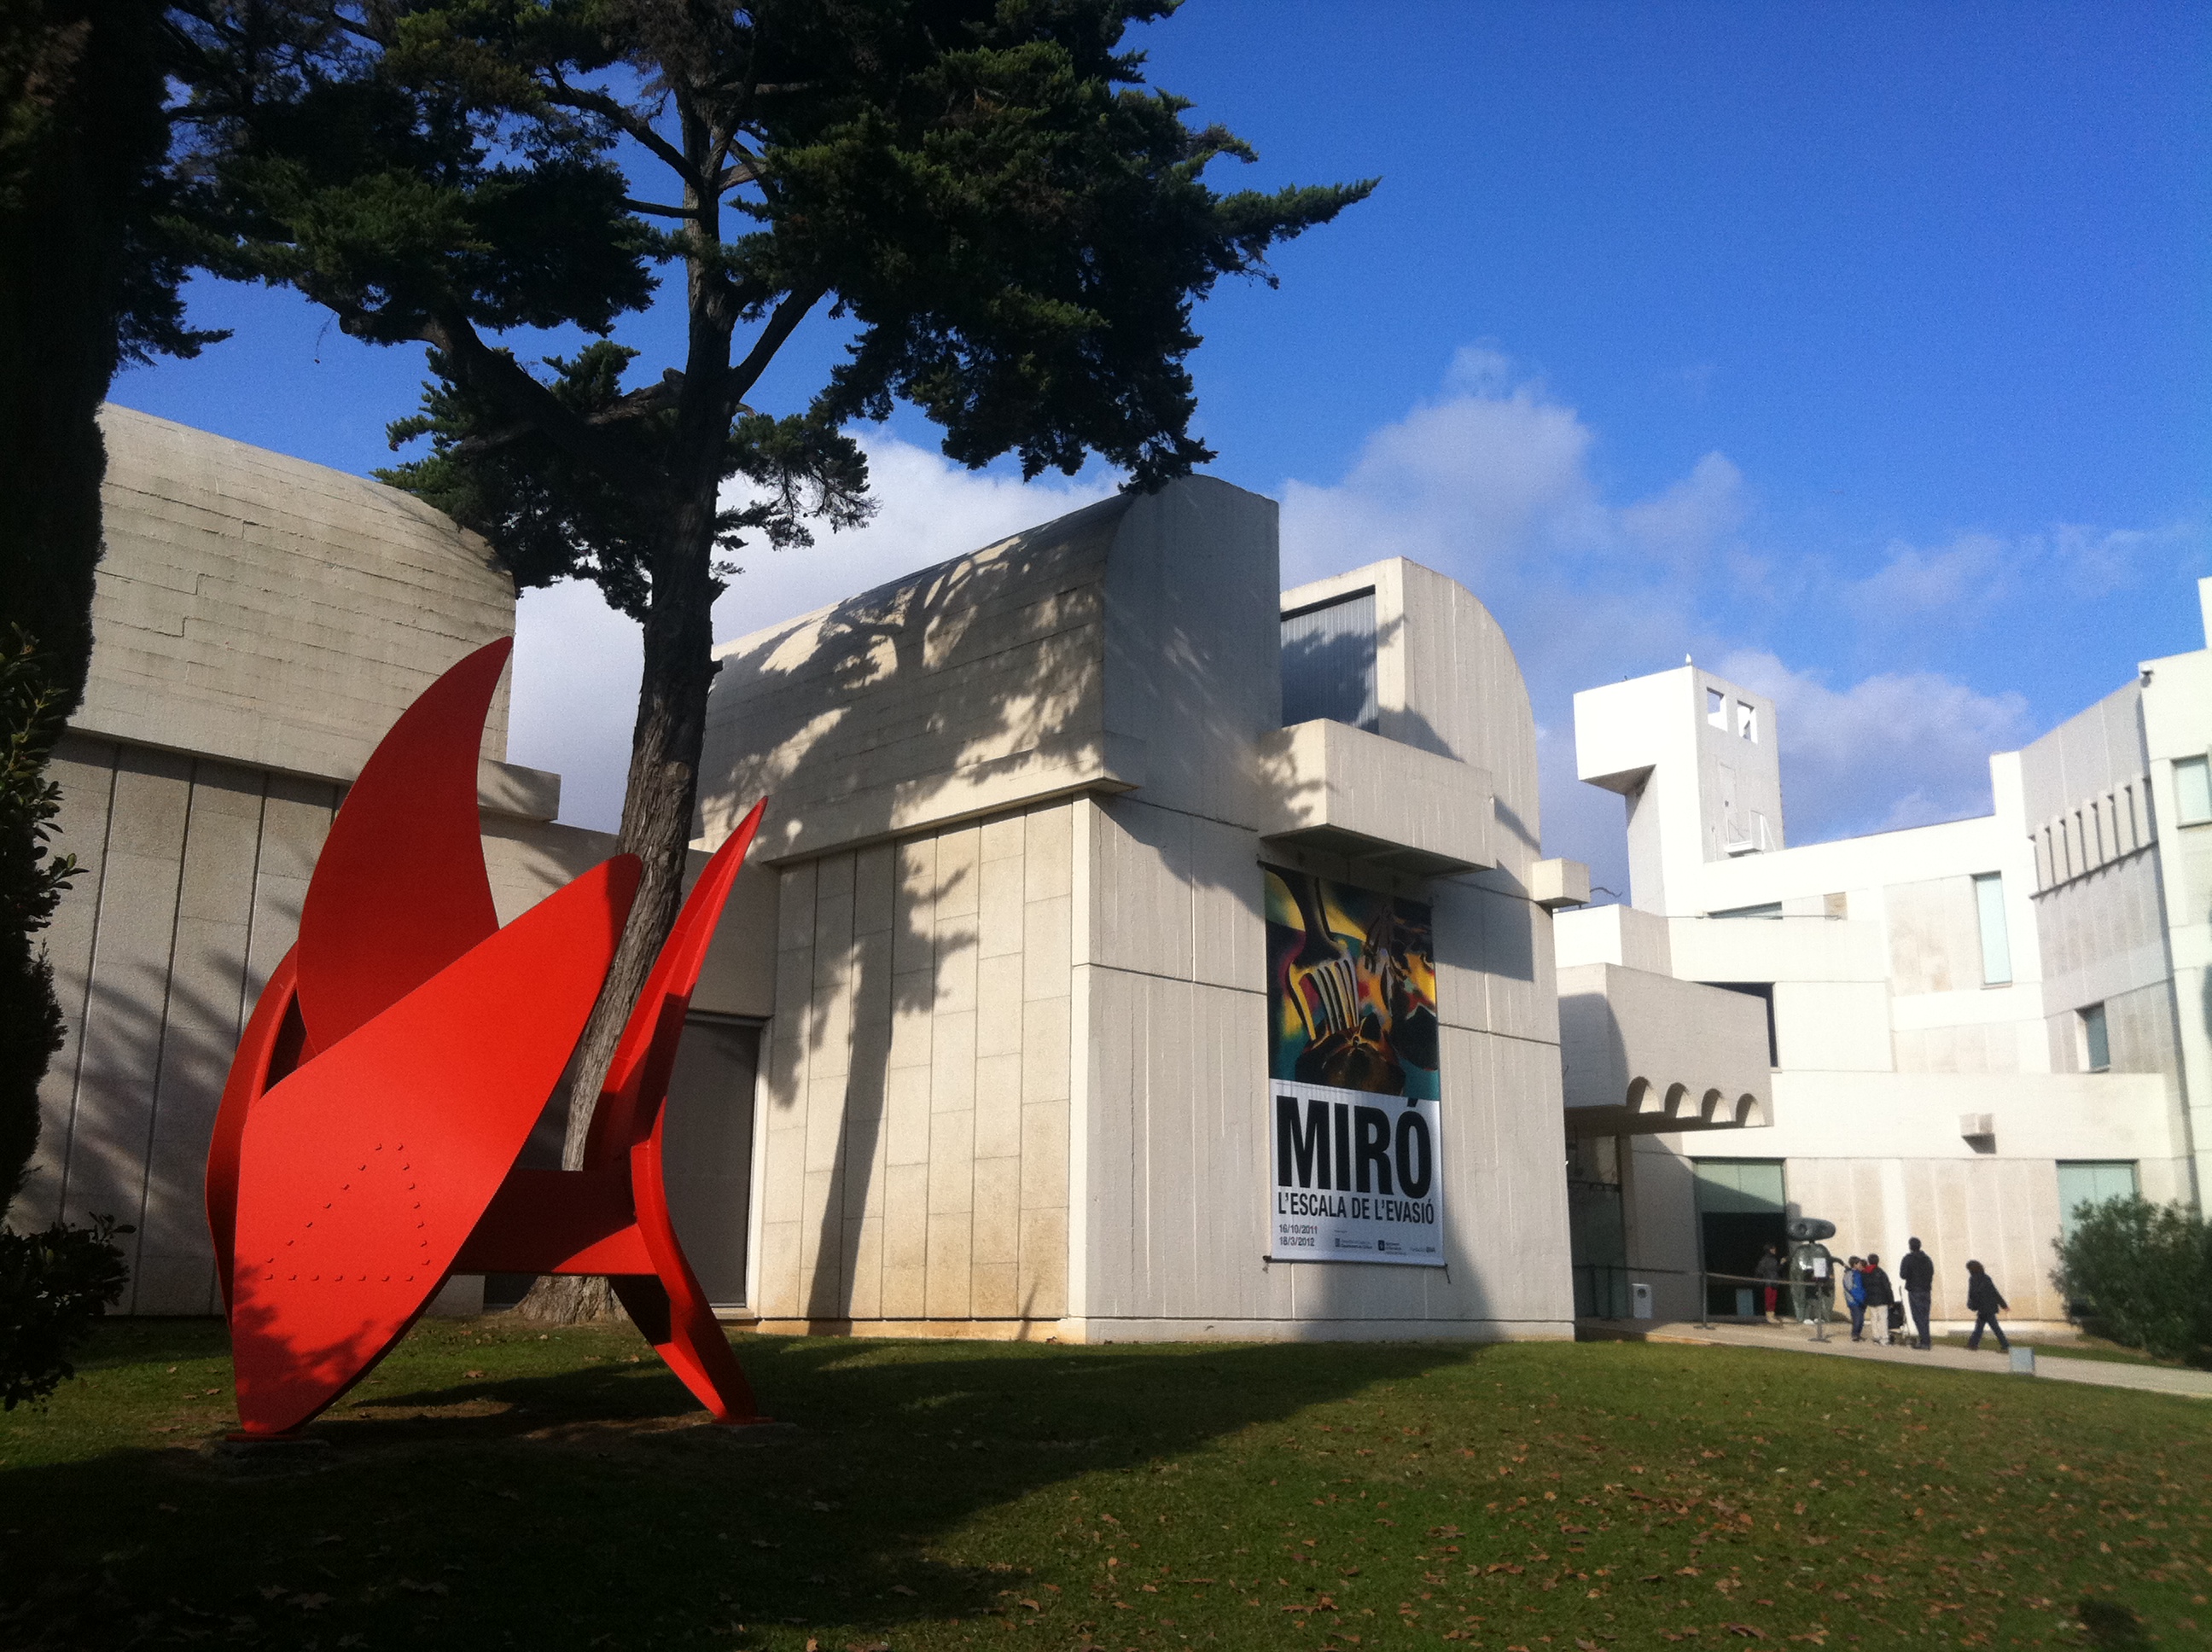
[[748, 808, 1074, 1333], [20, 411, 637, 1314], [699, 495, 1141, 863], [23, 730, 610, 1312], [1074, 814, 1573, 1340], [707, 486, 1576, 1341], [84, 406, 516, 779]]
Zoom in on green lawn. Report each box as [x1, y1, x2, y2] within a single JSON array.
[[3, 1318, 2204, 1651]]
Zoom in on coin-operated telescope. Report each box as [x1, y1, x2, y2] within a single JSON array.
[[1786, 1217, 1839, 1339]]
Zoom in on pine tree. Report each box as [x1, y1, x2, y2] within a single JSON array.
[[178, 0, 1371, 1318]]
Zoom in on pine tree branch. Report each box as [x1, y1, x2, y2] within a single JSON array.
[[544, 73, 702, 193], [726, 285, 825, 405], [418, 311, 640, 478]]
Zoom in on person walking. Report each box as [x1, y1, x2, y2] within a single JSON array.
[[1860, 1254, 1896, 1347], [1900, 1236, 1935, 1350], [1965, 1261, 2010, 1352], [1842, 1254, 1868, 1341], [1755, 1244, 1783, 1323]]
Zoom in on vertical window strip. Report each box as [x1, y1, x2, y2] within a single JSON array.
[[1973, 872, 2011, 986]]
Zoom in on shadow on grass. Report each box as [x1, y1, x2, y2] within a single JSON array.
[[2, 1317, 1488, 1650]]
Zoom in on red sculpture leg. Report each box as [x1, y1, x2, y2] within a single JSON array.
[[456, 801, 770, 1422], [600, 801, 766, 1421], [229, 856, 639, 1436]]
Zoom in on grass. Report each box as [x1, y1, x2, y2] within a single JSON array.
[[3, 1318, 2207, 1652]]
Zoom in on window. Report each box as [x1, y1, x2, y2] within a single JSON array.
[[2055, 1160, 2137, 1242], [1738, 701, 1758, 742], [1707, 688, 1727, 728], [2080, 1002, 2110, 1073], [2177, 754, 2212, 826], [1972, 871, 2011, 986], [1280, 590, 1377, 732], [1707, 981, 1778, 1067]]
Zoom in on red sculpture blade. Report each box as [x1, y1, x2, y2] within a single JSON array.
[[205, 948, 305, 1315], [229, 855, 639, 1436], [589, 800, 769, 1161], [294, 637, 509, 1051]]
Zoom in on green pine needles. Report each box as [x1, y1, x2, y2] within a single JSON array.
[[168, 3, 1374, 1286]]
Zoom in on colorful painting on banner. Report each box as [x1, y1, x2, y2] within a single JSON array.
[[1262, 864, 1443, 1266]]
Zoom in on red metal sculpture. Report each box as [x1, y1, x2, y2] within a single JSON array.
[[205, 638, 767, 1437]]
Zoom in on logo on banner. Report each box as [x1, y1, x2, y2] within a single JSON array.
[[1262, 865, 1443, 1266]]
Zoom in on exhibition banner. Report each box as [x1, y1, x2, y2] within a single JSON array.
[[1262, 864, 1444, 1266]]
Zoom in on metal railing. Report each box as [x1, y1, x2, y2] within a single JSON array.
[[1695, 1268, 1838, 1340]]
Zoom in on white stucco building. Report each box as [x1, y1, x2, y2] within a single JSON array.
[[688, 486, 1600, 1341], [1559, 580, 2212, 1327], [38, 411, 1726, 1343], [38, 406, 2190, 1347]]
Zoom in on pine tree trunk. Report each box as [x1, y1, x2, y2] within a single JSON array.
[[514, 468, 723, 1325]]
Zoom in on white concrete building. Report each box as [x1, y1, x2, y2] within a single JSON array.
[[1559, 580, 2212, 1328], [41, 412, 1738, 1344], [690, 488, 1597, 1341], [58, 404, 2161, 1349]]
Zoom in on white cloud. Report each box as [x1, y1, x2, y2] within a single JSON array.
[[1714, 650, 2034, 841], [1272, 352, 2057, 887], [1844, 532, 2011, 624], [1843, 519, 2192, 632], [505, 434, 1113, 830]]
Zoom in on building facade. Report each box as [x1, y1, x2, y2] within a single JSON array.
[[1561, 582, 2212, 1327], [690, 484, 1588, 1341], [26, 414, 1626, 1343], [38, 406, 2192, 1344]]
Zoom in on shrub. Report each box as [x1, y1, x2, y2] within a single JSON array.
[[2050, 1195, 2212, 1365], [1, 631, 79, 1206], [0, 1214, 131, 1409]]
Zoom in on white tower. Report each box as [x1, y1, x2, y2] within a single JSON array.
[[1572, 666, 1784, 915]]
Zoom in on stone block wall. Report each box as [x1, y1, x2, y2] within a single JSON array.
[[751, 802, 1074, 1332], [83, 406, 515, 781], [24, 734, 337, 1311], [20, 730, 634, 1314]]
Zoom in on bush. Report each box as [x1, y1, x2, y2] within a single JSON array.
[[1, 631, 79, 1206], [2050, 1195, 2212, 1365], [0, 1214, 131, 1409]]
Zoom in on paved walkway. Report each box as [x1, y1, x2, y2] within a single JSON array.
[[1579, 1318, 2212, 1399]]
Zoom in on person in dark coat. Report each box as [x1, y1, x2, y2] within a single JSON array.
[[1901, 1236, 1936, 1350], [1755, 1244, 1783, 1322], [1965, 1260, 2010, 1352], [1860, 1254, 1896, 1347]]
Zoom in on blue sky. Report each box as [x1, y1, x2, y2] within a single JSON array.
[[114, 2, 2210, 884]]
